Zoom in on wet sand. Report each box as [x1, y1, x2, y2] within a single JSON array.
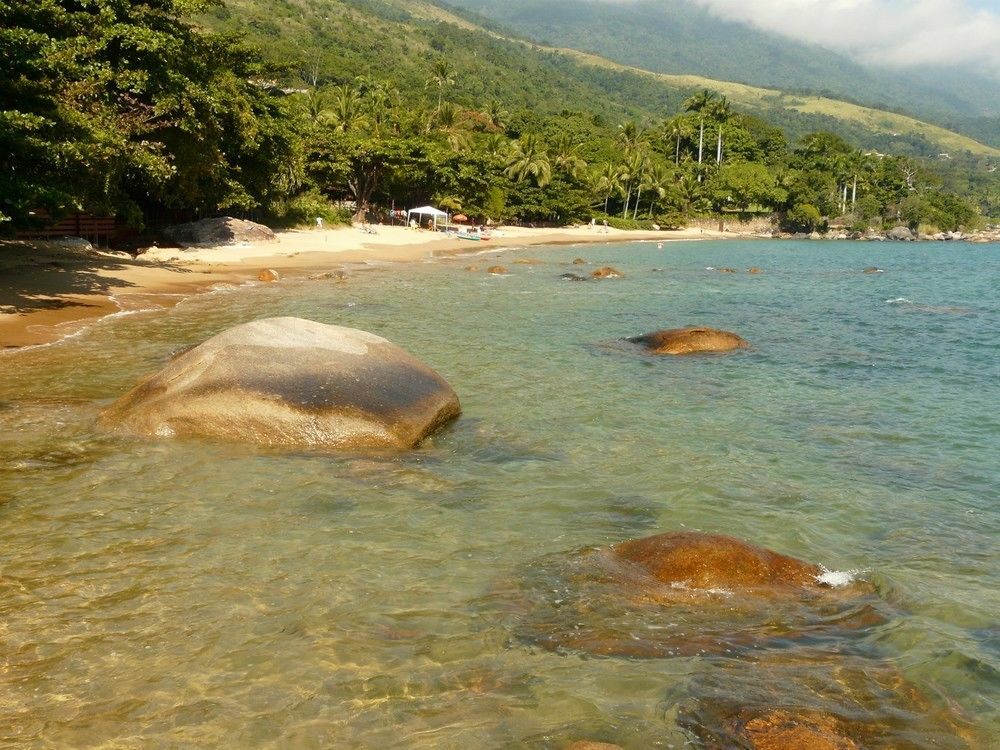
[[1, 224, 723, 348]]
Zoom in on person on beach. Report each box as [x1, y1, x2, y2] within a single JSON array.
[[602, 219, 609, 233], [590, 217, 596, 230], [315, 217, 323, 230]]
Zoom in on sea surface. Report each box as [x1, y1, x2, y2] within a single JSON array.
[[1, 240, 997, 748]]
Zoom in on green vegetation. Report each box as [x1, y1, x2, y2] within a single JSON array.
[[1, 0, 995, 237]]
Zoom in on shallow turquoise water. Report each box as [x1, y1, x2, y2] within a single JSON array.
[[0, 240, 997, 747]]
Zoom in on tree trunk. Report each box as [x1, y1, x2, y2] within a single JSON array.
[[716, 128, 722, 164], [622, 188, 631, 219], [698, 119, 704, 164], [633, 187, 642, 220], [675, 136, 681, 165]]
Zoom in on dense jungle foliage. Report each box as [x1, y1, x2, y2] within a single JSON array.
[[1, 0, 996, 236]]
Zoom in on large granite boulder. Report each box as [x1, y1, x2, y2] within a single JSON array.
[[886, 226, 915, 241], [164, 216, 277, 248], [627, 326, 750, 355], [511, 532, 882, 658], [99, 317, 461, 450]]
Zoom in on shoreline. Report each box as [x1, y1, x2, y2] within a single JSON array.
[[1, 224, 725, 350]]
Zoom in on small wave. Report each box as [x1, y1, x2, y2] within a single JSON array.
[[885, 297, 913, 305], [816, 566, 865, 587]]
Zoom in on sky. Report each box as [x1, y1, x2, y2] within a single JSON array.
[[688, 0, 1000, 77]]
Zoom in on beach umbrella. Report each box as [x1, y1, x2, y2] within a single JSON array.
[[453, 214, 468, 223]]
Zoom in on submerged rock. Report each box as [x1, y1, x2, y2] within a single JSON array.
[[572, 257, 587, 265], [591, 266, 624, 279], [559, 273, 588, 282], [487, 265, 507, 275], [511, 531, 882, 658], [98, 317, 461, 451], [863, 267, 883, 274], [627, 327, 750, 355], [164, 216, 277, 248], [675, 653, 978, 750], [747, 267, 763, 274]]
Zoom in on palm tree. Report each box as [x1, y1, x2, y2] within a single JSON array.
[[684, 89, 719, 167], [663, 116, 692, 165], [593, 162, 620, 213], [551, 134, 587, 180], [641, 163, 674, 218], [481, 133, 510, 160], [483, 100, 508, 131], [300, 89, 329, 125], [328, 84, 363, 133], [506, 134, 552, 187], [434, 102, 472, 153], [616, 120, 644, 153], [426, 58, 456, 111]]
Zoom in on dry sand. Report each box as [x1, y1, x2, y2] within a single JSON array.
[[1, 224, 724, 348]]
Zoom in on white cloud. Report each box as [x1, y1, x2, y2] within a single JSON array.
[[689, 0, 1000, 77]]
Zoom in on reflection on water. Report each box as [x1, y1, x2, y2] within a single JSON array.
[[0, 241, 997, 747]]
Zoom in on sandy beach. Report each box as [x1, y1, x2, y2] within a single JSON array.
[[1, 223, 724, 348]]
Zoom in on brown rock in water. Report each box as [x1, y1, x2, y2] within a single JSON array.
[[559, 273, 587, 282], [740, 710, 858, 750], [612, 532, 822, 590], [747, 267, 763, 274], [514, 258, 544, 265], [98, 317, 461, 451], [627, 326, 750, 355], [512, 532, 881, 659], [487, 265, 507, 275], [257, 268, 280, 282], [717, 267, 737, 273], [572, 257, 587, 265], [677, 654, 978, 750], [464, 265, 479, 272], [591, 266, 624, 279], [863, 267, 883, 274]]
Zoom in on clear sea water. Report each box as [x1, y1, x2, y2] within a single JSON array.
[[1, 240, 997, 748]]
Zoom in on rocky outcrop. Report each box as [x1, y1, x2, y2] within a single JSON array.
[[164, 217, 277, 248], [487, 265, 507, 275], [98, 317, 461, 451], [886, 226, 915, 241], [862, 267, 883, 274], [627, 327, 750, 355], [591, 266, 624, 279]]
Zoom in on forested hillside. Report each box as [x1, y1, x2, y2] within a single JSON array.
[[448, 0, 1000, 132], [2, 0, 997, 237]]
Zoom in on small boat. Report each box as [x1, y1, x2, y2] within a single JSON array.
[[456, 232, 481, 241]]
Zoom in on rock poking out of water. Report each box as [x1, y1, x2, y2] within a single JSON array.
[[612, 532, 822, 589], [98, 317, 461, 451], [559, 273, 588, 282], [675, 653, 978, 750], [309, 270, 348, 281], [164, 216, 277, 248], [572, 257, 587, 265], [717, 267, 737, 274], [464, 265, 479, 272], [627, 327, 750, 355], [591, 266, 624, 279], [863, 267, 883, 274], [257, 268, 280, 283], [487, 266, 507, 275], [747, 267, 763, 274], [511, 531, 882, 658]]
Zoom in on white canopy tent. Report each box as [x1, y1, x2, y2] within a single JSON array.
[[406, 205, 449, 231]]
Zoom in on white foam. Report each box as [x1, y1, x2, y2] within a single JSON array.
[[815, 566, 863, 587], [885, 297, 913, 305]]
